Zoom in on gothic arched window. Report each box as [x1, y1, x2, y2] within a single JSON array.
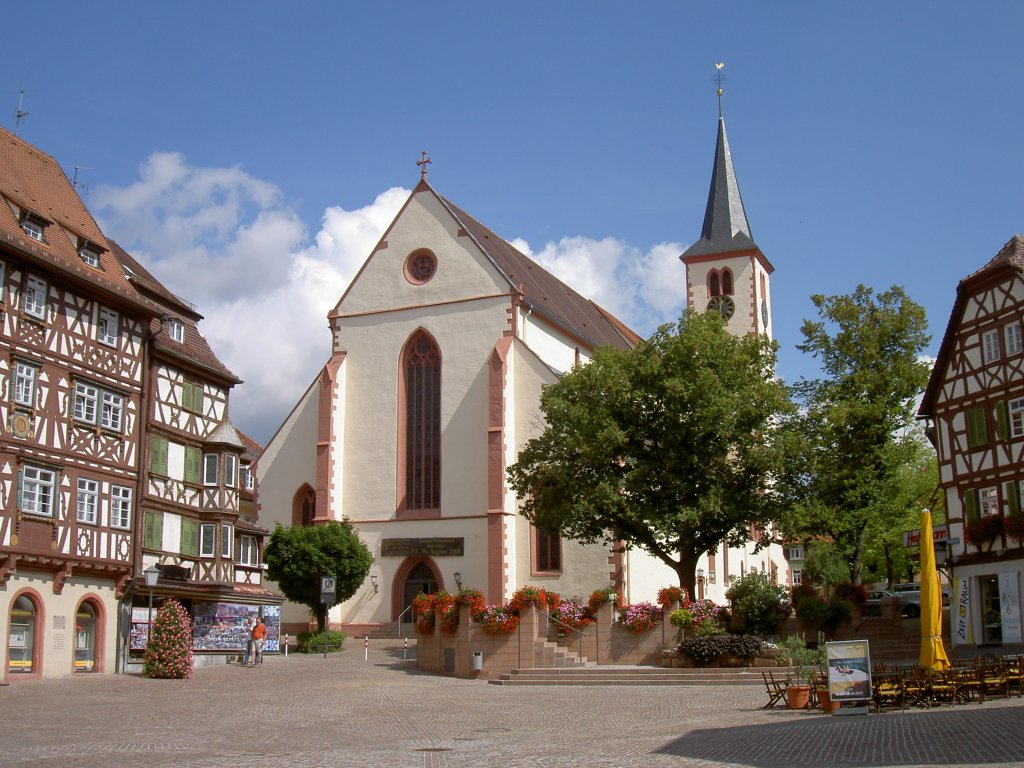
[[292, 484, 315, 527], [400, 331, 441, 512], [708, 272, 720, 298], [721, 269, 733, 296]]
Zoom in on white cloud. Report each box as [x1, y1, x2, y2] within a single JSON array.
[[92, 152, 685, 444], [92, 151, 408, 444], [513, 236, 686, 336]]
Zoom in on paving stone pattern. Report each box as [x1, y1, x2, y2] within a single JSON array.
[[1, 641, 1023, 768]]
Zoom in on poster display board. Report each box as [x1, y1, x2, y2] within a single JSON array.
[[192, 602, 281, 653], [130, 607, 152, 651], [825, 640, 872, 702]]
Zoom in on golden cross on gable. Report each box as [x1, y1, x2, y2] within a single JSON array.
[[417, 150, 432, 180]]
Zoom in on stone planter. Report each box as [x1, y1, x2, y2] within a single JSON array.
[[786, 685, 811, 710]]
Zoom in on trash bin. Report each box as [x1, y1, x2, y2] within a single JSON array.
[[471, 651, 484, 671]]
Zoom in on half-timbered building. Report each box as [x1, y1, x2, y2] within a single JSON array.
[[0, 127, 160, 678], [919, 235, 1024, 656], [110, 244, 282, 667]]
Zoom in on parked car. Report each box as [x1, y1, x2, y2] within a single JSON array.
[[896, 590, 922, 618], [864, 589, 899, 616], [894, 583, 952, 610]]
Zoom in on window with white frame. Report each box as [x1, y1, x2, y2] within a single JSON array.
[[983, 329, 1001, 363], [221, 524, 232, 558], [74, 381, 98, 423], [97, 308, 119, 346], [199, 523, 216, 557], [100, 390, 124, 432], [13, 362, 36, 407], [110, 486, 132, 529], [224, 454, 237, 488], [79, 246, 99, 268], [74, 381, 124, 433], [76, 478, 99, 524], [20, 465, 57, 517], [980, 487, 999, 517], [1011, 398, 1024, 439], [1007, 321, 1023, 357], [20, 218, 44, 241], [237, 535, 258, 566], [203, 454, 218, 486], [792, 569, 802, 585], [166, 318, 184, 343], [788, 545, 804, 560], [240, 464, 255, 491], [23, 275, 47, 319]]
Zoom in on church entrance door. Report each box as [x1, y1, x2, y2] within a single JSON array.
[[403, 561, 438, 620]]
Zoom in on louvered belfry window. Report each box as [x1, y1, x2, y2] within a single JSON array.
[[404, 332, 441, 510]]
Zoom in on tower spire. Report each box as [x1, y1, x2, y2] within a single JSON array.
[[681, 68, 756, 259]]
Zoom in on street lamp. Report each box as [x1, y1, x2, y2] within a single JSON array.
[[370, 574, 378, 593], [144, 564, 161, 648], [454, 572, 462, 590], [696, 568, 706, 600]]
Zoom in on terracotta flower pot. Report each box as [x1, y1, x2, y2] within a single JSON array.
[[817, 688, 838, 715], [786, 685, 811, 710]]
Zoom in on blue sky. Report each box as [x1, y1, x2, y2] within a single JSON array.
[[7, 2, 1023, 444]]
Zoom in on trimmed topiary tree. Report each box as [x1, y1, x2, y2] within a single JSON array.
[[143, 599, 194, 679]]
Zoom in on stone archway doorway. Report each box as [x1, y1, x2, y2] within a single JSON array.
[[393, 558, 441, 621]]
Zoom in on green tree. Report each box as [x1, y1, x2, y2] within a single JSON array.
[[506, 309, 794, 597], [780, 285, 931, 585], [143, 598, 194, 679], [725, 572, 791, 636], [801, 541, 850, 587], [265, 521, 373, 632]]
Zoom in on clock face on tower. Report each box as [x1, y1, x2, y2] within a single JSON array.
[[706, 295, 735, 320]]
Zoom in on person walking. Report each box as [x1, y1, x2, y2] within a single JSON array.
[[252, 616, 267, 666], [242, 615, 255, 667]]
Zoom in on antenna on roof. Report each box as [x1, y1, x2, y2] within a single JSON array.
[[72, 165, 91, 196], [14, 90, 29, 135]]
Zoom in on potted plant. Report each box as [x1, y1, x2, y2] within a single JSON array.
[[779, 635, 820, 709]]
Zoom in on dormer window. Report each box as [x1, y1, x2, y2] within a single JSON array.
[[20, 217, 44, 242], [79, 246, 100, 267], [167, 318, 184, 343]]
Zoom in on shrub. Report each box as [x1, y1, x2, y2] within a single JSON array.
[[618, 602, 662, 633], [965, 515, 1004, 549], [795, 595, 851, 631], [477, 605, 521, 634], [587, 587, 618, 614], [143, 599, 194, 679], [668, 608, 693, 629], [725, 572, 791, 635], [676, 633, 761, 665], [551, 600, 593, 630], [508, 586, 558, 614], [833, 580, 867, 608], [657, 586, 688, 607], [455, 588, 486, 621], [296, 629, 347, 653]]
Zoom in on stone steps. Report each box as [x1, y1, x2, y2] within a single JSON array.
[[489, 665, 779, 686]]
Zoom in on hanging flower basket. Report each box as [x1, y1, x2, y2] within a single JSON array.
[[657, 586, 689, 608], [965, 515, 1004, 550]]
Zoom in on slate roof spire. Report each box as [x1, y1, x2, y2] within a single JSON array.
[[682, 114, 758, 258]]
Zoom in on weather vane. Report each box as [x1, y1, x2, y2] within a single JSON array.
[[714, 62, 726, 117], [417, 150, 432, 180]]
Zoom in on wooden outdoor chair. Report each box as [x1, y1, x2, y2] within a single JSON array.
[[978, 657, 1011, 700], [953, 663, 984, 703], [762, 670, 788, 709], [900, 667, 932, 708], [1003, 655, 1023, 697], [927, 668, 965, 705], [871, 671, 904, 712]]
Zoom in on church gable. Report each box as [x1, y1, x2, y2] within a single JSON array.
[[333, 183, 512, 319]]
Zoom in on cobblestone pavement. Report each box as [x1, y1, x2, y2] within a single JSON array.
[[2, 641, 1024, 768]]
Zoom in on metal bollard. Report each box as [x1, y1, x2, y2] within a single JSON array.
[[404, 636, 408, 661], [364, 634, 369, 661], [284, 633, 289, 659]]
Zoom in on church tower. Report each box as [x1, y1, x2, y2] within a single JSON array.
[[681, 97, 774, 339]]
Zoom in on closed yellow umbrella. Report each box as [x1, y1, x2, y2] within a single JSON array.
[[920, 509, 950, 671]]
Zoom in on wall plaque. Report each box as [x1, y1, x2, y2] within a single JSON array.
[[381, 537, 464, 557]]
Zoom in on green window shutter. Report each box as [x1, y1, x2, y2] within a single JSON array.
[[193, 384, 204, 415], [181, 381, 193, 412], [149, 436, 168, 475], [967, 408, 989, 448], [180, 519, 198, 557], [143, 511, 163, 550], [963, 488, 979, 524], [996, 401, 1010, 441], [185, 447, 201, 485], [1007, 481, 1021, 516]]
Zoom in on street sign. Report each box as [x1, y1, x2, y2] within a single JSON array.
[[902, 526, 949, 548], [320, 576, 336, 604]]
